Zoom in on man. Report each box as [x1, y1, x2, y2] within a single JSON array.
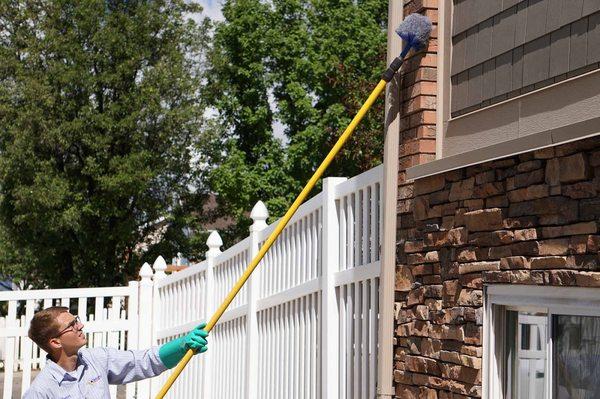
[[23, 306, 208, 398]]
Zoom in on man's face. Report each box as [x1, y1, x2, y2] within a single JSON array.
[[50, 312, 87, 354]]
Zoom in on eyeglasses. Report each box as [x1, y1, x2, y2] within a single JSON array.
[[54, 315, 82, 338]]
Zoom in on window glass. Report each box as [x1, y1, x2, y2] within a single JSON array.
[[553, 315, 600, 399], [504, 310, 547, 399]]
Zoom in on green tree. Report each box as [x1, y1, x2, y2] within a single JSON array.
[[203, 0, 387, 246], [0, 0, 210, 288]]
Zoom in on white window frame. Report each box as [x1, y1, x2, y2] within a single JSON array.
[[484, 285, 600, 399]]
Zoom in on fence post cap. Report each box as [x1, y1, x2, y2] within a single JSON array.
[[207, 230, 223, 256], [250, 201, 269, 231], [139, 262, 153, 280], [153, 256, 168, 280]]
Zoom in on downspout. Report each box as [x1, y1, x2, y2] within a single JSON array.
[[377, 0, 403, 397]]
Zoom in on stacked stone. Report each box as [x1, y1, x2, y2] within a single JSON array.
[[394, 137, 600, 398]]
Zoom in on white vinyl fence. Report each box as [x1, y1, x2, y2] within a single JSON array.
[[0, 165, 383, 399], [0, 284, 140, 399]]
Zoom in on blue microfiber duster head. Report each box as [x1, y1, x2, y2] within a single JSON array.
[[395, 13, 432, 57]]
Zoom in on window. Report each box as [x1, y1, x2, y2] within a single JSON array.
[[485, 286, 600, 399]]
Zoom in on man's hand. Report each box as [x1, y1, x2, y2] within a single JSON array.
[[183, 323, 209, 353], [159, 322, 209, 368]]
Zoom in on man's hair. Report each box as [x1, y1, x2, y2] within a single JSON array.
[[28, 306, 69, 353]]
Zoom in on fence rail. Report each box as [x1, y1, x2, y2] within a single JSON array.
[[0, 164, 383, 399]]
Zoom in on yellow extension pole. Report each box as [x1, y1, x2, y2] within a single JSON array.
[[155, 78, 388, 399]]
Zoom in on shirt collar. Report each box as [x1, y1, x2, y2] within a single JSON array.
[[46, 351, 87, 384]]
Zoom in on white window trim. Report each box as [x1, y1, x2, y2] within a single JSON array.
[[484, 285, 600, 399]]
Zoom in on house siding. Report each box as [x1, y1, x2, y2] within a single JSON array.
[[450, 0, 600, 117], [395, 136, 600, 398]]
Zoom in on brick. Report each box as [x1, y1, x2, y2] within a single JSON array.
[[429, 189, 450, 205], [580, 198, 600, 220], [440, 363, 481, 384], [469, 231, 514, 246], [507, 184, 550, 202], [510, 270, 545, 284], [464, 208, 504, 231], [513, 228, 537, 241], [426, 228, 468, 247], [507, 169, 545, 190], [420, 338, 442, 358], [473, 182, 504, 198], [538, 239, 570, 255], [534, 147, 555, 159], [509, 240, 542, 256], [396, 384, 419, 399], [459, 261, 500, 274], [502, 216, 538, 229], [475, 170, 495, 185], [575, 272, 600, 287], [517, 160, 542, 173], [482, 270, 512, 283], [562, 182, 597, 199], [559, 153, 590, 183], [591, 150, 600, 167], [568, 255, 599, 270], [414, 196, 430, 221], [488, 245, 513, 259], [545, 158, 560, 185], [529, 256, 569, 269], [500, 256, 531, 269], [459, 273, 483, 289], [464, 199, 484, 210], [588, 235, 600, 252], [509, 197, 578, 221], [542, 222, 597, 238], [449, 178, 475, 201], [415, 174, 446, 195], [486, 195, 509, 208], [442, 325, 465, 341], [546, 270, 577, 285], [405, 240, 425, 253], [394, 370, 413, 384], [461, 346, 483, 357], [405, 355, 441, 375], [457, 289, 483, 306], [457, 248, 477, 262], [412, 264, 434, 276], [396, 265, 414, 291], [414, 305, 430, 320], [440, 350, 461, 364]]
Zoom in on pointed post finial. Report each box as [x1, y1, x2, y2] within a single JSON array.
[[139, 262, 153, 281], [206, 230, 223, 257], [250, 201, 269, 231], [153, 255, 167, 280]]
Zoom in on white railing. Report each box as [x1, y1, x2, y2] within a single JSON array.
[[0, 284, 139, 399], [0, 164, 383, 399], [152, 165, 383, 399]]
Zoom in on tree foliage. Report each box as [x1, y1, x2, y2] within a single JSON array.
[[0, 0, 210, 287], [202, 0, 388, 245]]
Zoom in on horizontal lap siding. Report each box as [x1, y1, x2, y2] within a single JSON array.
[[451, 0, 600, 117]]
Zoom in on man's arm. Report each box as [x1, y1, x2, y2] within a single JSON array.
[[90, 346, 168, 385], [95, 323, 208, 385], [22, 387, 50, 399]]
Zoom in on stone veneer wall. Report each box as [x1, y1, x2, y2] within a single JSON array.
[[394, 136, 600, 398]]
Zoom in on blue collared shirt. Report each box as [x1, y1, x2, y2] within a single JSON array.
[[23, 346, 167, 398]]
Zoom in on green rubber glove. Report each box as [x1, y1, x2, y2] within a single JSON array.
[[159, 322, 209, 369]]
